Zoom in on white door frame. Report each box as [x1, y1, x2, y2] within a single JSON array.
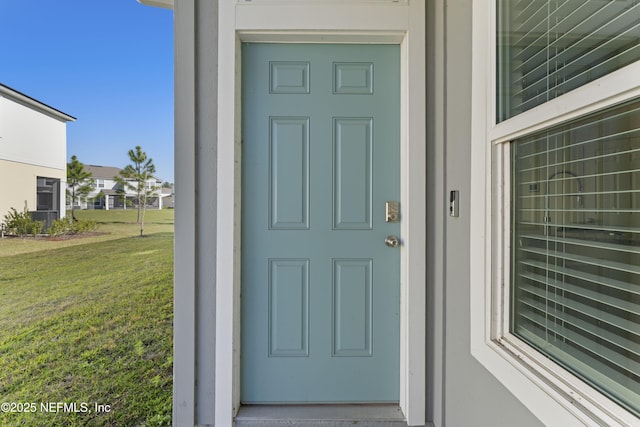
[[214, 2, 425, 425]]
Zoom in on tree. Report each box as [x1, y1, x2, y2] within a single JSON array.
[[115, 146, 157, 237], [67, 155, 94, 221]]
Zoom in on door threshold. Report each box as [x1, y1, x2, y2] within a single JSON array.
[[235, 404, 408, 427]]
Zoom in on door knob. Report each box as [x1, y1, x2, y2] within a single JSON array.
[[385, 235, 400, 248]]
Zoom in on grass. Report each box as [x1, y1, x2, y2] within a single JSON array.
[[0, 209, 175, 257], [0, 210, 173, 426]]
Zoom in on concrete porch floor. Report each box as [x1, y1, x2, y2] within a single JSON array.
[[234, 404, 413, 427]]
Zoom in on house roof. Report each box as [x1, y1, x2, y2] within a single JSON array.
[[138, 0, 174, 9], [0, 83, 76, 123], [84, 165, 122, 180], [84, 164, 165, 183]]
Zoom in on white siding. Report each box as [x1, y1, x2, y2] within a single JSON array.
[[0, 96, 67, 170], [0, 160, 66, 219]]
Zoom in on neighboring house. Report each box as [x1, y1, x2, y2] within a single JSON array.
[[68, 164, 169, 210], [0, 83, 75, 223], [142, 1, 639, 426], [159, 184, 174, 209]]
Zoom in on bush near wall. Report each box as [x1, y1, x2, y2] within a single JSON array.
[[2, 207, 44, 237], [48, 218, 97, 237], [2, 209, 97, 238]]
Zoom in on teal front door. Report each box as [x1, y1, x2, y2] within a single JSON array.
[[241, 43, 400, 403]]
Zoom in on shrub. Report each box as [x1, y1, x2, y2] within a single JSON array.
[[72, 219, 97, 234], [48, 218, 97, 236], [48, 218, 73, 236], [2, 207, 44, 237]]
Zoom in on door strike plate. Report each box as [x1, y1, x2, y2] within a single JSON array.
[[449, 190, 459, 217], [386, 201, 399, 223]]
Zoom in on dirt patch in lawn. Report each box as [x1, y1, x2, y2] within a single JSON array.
[[2, 232, 109, 241]]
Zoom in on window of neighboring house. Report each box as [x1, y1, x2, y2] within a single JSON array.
[[494, 0, 640, 422], [97, 179, 105, 188]]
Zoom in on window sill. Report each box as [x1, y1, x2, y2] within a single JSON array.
[[474, 334, 639, 427]]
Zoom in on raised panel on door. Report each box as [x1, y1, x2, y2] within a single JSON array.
[[333, 117, 373, 230], [332, 258, 373, 357], [269, 259, 309, 357], [269, 117, 310, 230], [241, 43, 400, 403]]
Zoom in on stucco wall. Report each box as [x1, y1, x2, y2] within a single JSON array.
[[0, 159, 66, 220]]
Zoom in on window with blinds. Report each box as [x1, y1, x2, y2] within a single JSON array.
[[511, 98, 640, 416], [497, 0, 640, 122]]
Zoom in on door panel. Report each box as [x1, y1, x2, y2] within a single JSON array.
[[333, 117, 373, 229], [269, 117, 310, 229], [332, 258, 373, 357], [269, 259, 309, 357], [241, 43, 400, 403]]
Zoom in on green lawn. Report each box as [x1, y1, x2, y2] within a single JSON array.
[[0, 210, 173, 426]]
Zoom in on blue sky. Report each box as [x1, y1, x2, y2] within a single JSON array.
[[1, 0, 174, 182]]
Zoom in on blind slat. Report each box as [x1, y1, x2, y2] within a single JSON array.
[[520, 189, 640, 200], [521, 208, 640, 214], [518, 141, 640, 169], [518, 282, 637, 340], [512, 1, 614, 62], [519, 300, 640, 358], [520, 271, 640, 316], [518, 168, 640, 186], [521, 234, 640, 255], [518, 327, 640, 414], [517, 106, 640, 149], [513, 2, 638, 77], [498, 1, 640, 121], [513, 7, 640, 94], [549, 42, 640, 96], [520, 246, 640, 275], [512, 2, 550, 47], [517, 305, 640, 376], [519, 258, 640, 296], [517, 221, 640, 235]]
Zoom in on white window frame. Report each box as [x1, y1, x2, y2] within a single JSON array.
[[470, 1, 640, 426]]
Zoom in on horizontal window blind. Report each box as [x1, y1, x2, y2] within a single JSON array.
[[497, 0, 640, 121], [511, 98, 640, 416]]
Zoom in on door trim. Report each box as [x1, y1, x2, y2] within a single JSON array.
[[215, 2, 426, 425]]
